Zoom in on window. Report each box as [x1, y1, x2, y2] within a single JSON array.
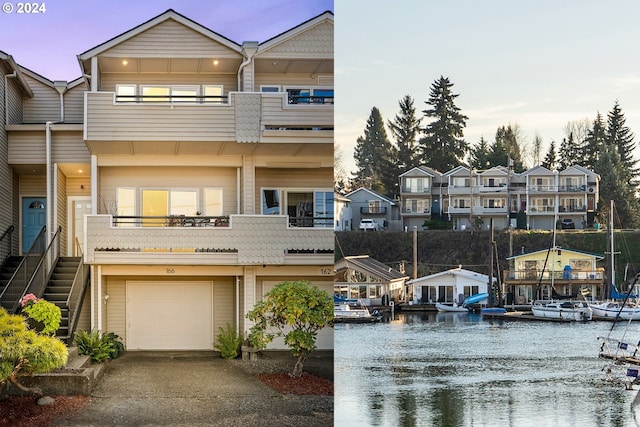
[[203, 85, 224, 103], [405, 177, 428, 192], [141, 189, 198, 226], [204, 188, 223, 216], [285, 87, 333, 105], [116, 85, 136, 102], [261, 189, 280, 215], [116, 188, 135, 227], [260, 85, 281, 93], [141, 86, 170, 103], [171, 86, 198, 103], [452, 177, 470, 188], [483, 198, 505, 208], [404, 199, 430, 213], [314, 191, 333, 228]]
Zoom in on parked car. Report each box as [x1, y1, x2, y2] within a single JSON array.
[[561, 219, 575, 229], [359, 219, 379, 231]]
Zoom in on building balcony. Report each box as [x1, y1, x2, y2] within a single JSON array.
[[360, 206, 387, 215], [400, 187, 431, 195], [84, 91, 333, 153], [558, 184, 587, 192], [401, 208, 431, 216], [84, 214, 333, 265], [503, 269, 604, 284]]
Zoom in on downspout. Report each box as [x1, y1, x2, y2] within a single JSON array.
[[237, 42, 259, 92], [236, 276, 240, 332], [53, 81, 68, 122], [4, 72, 16, 125]]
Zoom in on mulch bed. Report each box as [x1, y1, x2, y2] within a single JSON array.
[[257, 372, 334, 395], [0, 395, 88, 427]]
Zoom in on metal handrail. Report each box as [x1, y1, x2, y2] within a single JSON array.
[[63, 238, 89, 341], [0, 225, 14, 268]]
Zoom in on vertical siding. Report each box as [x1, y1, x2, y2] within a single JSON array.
[[56, 168, 67, 255], [75, 290, 92, 332], [212, 278, 235, 344], [105, 276, 126, 340], [0, 62, 10, 233], [23, 75, 60, 123]]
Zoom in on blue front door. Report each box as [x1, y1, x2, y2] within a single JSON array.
[[22, 197, 46, 253]]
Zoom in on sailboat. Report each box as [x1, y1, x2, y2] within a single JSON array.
[[589, 200, 640, 320], [597, 201, 640, 389], [530, 212, 592, 321]]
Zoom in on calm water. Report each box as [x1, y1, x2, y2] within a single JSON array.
[[335, 311, 640, 427]]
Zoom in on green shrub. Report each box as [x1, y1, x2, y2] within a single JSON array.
[[20, 295, 61, 335], [74, 330, 124, 363], [214, 323, 243, 359]]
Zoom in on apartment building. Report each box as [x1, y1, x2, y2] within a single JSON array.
[[399, 164, 599, 231], [0, 9, 334, 350]]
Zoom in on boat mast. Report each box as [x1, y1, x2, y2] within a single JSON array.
[[610, 199, 615, 295]]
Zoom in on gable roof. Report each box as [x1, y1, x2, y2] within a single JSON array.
[[259, 11, 333, 54], [336, 255, 408, 282], [78, 9, 241, 62], [506, 246, 604, 261], [407, 267, 494, 285], [521, 165, 556, 176], [344, 187, 396, 205], [443, 165, 470, 177], [400, 165, 440, 178], [0, 50, 33, 97]]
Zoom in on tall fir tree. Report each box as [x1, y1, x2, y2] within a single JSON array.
[[418, 76, 469, 171], [388, 95, 421, 174], [583, 113, 606, 170], [596, 142, 640, 228], [605, 100, 639, 185], [558, 132, 582, 170], [352, 106, 397, 196], [541, 140, 557, 170], [493, 124, 526, 172]]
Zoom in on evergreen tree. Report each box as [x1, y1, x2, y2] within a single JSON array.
[[605, 100, 639, 184], [494, 124, 526, 172], [596, 142, 640, 228], [388, 95, 421, 174], [541, 140, 557, 170], [468, 136, 491, 169], [352, 107, 397, 195], [583, 113, 606, 170], [418, 76, 469, 171], [558, 132, 582, 170]]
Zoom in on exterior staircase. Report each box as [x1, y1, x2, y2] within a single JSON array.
[[42, 256, 84, 339], [0, 256, 23, 310]]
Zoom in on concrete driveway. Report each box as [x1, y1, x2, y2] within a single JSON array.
[[53, 351, 333, 426]]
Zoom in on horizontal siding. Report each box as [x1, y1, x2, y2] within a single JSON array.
[[100, 73, 238, 93], [5, 64, 24, 125], [0, 63, 11, 230], [105, 20, 241, 58], [23, 75, 61, 123], [56, 169, 67, 255], [8, 130, 89, 164], [19, 175, 45, 195], [254, 73, 323, 89], [64, 85, 86, 123], [254, 167, 333, 213], [261, 95, 333, 127], [99, 166, 238, 215], [86, 92, 235, 141]]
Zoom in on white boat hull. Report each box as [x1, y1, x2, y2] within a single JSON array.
[[590, 302, 640, 320], [435, 302, 468, 313], [531, 301, 592, 321]]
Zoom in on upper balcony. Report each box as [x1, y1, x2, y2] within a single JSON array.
[[84, 214, 334, 266], [84, 91, 333, 153]]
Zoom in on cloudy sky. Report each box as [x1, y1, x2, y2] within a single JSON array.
[[335, 0, 640, 173], [3, 0, 640, 177]]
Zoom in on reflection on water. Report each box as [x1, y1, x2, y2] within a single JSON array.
[[335, 311, 640, 427]]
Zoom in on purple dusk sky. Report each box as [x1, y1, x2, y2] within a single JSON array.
[[0, 0, 334, 81]]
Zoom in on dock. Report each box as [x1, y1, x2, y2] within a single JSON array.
[[481, 311, 574, 322]]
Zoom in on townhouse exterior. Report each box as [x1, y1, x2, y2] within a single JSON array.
[[0, 9, 334, 350], [399, 164, 600, 231]]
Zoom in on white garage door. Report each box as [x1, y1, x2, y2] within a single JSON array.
[[127, 281, 213, 350]]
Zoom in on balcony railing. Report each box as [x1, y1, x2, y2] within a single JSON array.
[[360, 207, 387, 215], [115, 95, 229, 104], [85, 214, 334, 265], [558, 185, 587, 192], [504, 269, 604, 282]]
